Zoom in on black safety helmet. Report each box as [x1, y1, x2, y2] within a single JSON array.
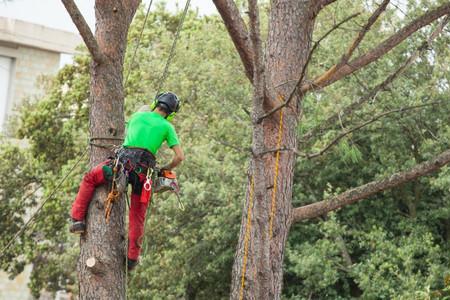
[[155, 92, 180, 114]]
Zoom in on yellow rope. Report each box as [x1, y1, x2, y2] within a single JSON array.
[[239, 176, 255, 300], [269, 106, 284, 239]]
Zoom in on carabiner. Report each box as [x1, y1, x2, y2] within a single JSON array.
[[143, 167, 153, 191], [143, 178, 152, 191]]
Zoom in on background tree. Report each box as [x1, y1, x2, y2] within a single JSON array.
[[213, 0, 450, 298]]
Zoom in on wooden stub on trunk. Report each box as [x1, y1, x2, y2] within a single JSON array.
[[86, 257, 105, 275]]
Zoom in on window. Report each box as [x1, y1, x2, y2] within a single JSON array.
[[0, 55, 13, 131]]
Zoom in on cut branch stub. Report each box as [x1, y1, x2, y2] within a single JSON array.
[[86, 256, 106, 275]]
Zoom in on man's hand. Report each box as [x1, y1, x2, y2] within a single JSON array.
[[162, 145, 184, 170]]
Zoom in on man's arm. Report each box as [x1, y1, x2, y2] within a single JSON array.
[[162, 145, 184, 170]]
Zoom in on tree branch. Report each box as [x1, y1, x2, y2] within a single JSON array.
[[315, 0, 339, 12], [301, 3, 450, 93], [301, 15, 449, 143], [61, 0, 105, 63], [213, 0, 254, 82], [292, 148, 450, 222], [317, 0, 390, 84], [304, 102, 443, 159]]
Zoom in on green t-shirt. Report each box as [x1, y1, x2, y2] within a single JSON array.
[[123, 111, 179, 155]]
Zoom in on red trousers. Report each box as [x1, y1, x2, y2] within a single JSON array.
[[71, 160, 150, 260]]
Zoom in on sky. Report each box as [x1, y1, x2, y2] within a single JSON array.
[[0, 0, 217, 33]]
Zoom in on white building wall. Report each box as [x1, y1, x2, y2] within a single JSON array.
[[0, 17, 81, 132], [0, 45, 61, 130]]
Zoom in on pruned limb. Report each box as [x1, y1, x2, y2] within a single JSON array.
[[292, 148, 450, 222], [301, 15, 450, 142], [61, 0, 105, 63], [301, 3, 450, 93], [303, 102, 442, 159], [213, 0, 254, 82], [86, 256, 105, 275], [256, 12, 361, 123]]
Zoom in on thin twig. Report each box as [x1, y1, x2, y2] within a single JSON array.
[[304, 101, 443, 159]]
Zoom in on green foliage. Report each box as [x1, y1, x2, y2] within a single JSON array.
[[0, 1, 449, 299]]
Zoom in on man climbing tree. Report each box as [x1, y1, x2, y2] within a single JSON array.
[[70, 92, 184, 271]]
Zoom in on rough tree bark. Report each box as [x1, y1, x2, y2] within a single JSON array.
[[213, 0, 450, 299], [62, 0, 140, 298]]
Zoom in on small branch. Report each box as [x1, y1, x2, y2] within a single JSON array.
[[257, 147, 299, 157], [61, 0, 105, 63], [300, 3, 450, 93], [292, 148, 450, 222], [213, 0, 254, 82], [341, 0, 390, 65], [256, 12, 361, 123], [314, 0, 390, 87], [304, 102, 442, 159], [336, 234, 353, 267], [301, 15, 450, 142], [216, 138, 251, 154]]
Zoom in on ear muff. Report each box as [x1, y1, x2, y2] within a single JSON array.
[[166, 112, 176, 122], [149, 99, 158, 111]]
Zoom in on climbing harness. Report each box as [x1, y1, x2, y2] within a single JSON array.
[[103, 148, 184, 224], [239, 176, 254, 300], [104, 147, 157, 221]]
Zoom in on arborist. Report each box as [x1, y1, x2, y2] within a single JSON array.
[[69, 92, 184, 271]]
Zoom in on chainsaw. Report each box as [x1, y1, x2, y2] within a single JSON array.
[[154, 169, 179, 193], [153, 169, 184, 210]]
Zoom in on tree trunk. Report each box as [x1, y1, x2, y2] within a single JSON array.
[[230, 1, 315, 299], [76, 2, 139, 299]]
